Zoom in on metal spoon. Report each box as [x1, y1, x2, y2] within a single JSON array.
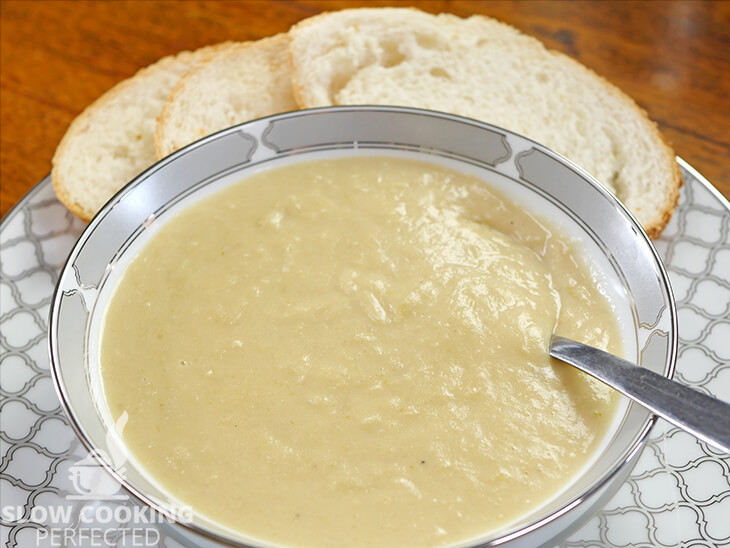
[[549, 335, 730, 454]]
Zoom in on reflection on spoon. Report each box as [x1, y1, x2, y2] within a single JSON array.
[[549, 335, 730, 454]]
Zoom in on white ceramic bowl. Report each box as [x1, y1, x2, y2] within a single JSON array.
[[49, 106, 677, 547]]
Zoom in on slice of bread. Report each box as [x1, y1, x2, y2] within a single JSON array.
[[288, 8, 681, 238], [155, 34, 298, 159], [52, 43, 231, 221]]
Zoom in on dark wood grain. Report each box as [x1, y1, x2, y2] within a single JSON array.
[[2, 0, 728, 219]]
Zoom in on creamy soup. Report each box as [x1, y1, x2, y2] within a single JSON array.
[[101, 156, 621, 547]]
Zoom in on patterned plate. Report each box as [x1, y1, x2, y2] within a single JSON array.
[[1, 159, 728, 548]]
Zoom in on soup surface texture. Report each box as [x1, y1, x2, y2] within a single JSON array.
[[102, 156, 621, 547]]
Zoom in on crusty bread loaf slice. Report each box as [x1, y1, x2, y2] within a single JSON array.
[[155, 33, 298, 159], [52, 43, 231, 221], [288, 8, 681, 238]]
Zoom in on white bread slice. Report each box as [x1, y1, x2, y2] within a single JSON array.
[[155, 33, 298, 159], [52, 43, 231, 221], [288, 8, 681, 238]]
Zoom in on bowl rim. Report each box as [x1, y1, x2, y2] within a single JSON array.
[[48, 105, 679, 547]]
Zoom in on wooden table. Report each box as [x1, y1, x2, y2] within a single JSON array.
[[2, 0, 728, 219]]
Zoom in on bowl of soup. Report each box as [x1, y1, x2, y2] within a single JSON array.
[[49, 106, 677, 548]]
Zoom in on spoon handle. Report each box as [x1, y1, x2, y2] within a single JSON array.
[[549, 335, 730, 454]]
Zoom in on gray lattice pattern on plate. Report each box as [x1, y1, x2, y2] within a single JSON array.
[[561, 164, 730, 548], [1, 163, 729, 547]]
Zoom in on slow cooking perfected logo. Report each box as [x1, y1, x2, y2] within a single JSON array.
[[0, 411, 194, 546]]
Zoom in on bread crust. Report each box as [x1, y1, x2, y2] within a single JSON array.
[[539, 47, 683, 238], [645, 146, 682, 239], [52, 42, 233, 221]]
